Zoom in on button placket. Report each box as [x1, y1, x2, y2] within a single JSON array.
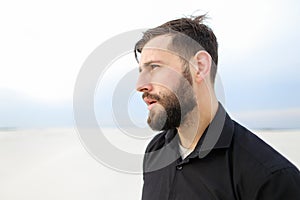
[[176, 165, 183, 170]]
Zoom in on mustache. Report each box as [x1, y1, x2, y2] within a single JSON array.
[[142, 92, 161, 101]]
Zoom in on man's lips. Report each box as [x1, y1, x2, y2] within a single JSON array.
[[143, 97, 158, 110]]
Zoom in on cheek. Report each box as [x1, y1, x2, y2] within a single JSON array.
[[152, 69, 182, 92], [157, 89, 179, 109]]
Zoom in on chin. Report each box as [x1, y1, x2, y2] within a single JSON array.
[[147, 110, 168, 131]]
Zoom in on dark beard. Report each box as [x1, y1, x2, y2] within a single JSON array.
[[143, 77, 196, 131], [146, 92, 181, 131]]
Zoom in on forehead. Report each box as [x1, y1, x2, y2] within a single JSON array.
[[140, 35, 181, 64], [143, 34, 173, 50]]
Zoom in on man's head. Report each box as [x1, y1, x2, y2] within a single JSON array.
[[135, 14, 218, 83], [135, 15, 218, 131]]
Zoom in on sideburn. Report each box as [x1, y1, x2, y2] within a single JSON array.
[[181, 62, 193, 86]]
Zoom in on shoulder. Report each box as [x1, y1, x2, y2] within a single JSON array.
[[232, 121, 296, 171], [230, 121, 300, 198], [254, 167, 300, 199]]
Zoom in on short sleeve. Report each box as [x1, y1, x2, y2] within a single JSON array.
[[255, 167, 300, 200]]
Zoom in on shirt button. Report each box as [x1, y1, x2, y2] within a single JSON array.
[[176, 165, 183, 170]]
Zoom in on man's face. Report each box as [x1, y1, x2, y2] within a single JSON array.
[[136, 36, 197, 131]]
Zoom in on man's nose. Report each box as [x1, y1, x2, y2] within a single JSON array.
[[136, 73, 153, 92]]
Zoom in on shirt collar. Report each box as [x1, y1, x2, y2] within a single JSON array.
[[164, 102, 234, 159], [196, 103, 234, 158]]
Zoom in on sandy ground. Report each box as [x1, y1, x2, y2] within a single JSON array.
[[0, 128, 299, 200]]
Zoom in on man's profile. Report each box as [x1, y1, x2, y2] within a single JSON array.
[[134, 15, 300, 199]]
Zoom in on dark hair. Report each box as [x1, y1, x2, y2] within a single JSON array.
[[134, 14, 218, 83]]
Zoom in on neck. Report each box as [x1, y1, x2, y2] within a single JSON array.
[[177, 93, 219, 150]]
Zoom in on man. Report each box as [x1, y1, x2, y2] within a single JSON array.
[[134, 15, 300, 200]]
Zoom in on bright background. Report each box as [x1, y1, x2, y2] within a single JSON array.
[[0, 1, 300, 200], [0, 0, 300, 129]]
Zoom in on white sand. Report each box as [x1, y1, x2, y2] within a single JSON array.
[[0, 128, 299, 200]]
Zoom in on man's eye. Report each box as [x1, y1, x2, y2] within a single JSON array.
[[151, 64, 160, 70]]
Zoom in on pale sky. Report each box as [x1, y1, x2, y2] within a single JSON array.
[[0, 0, 299, 128]]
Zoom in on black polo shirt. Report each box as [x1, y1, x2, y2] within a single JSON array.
[[142, 103, 300, 200]]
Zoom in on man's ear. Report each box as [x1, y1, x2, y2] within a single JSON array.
[[193, 50, 212, 83]]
